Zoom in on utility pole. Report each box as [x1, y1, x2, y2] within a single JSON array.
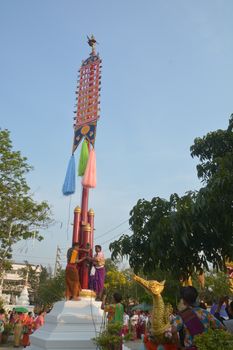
[[54, 245, 61, 277]]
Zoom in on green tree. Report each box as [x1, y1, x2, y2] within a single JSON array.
[[0, 129, 52, 272], [104, 259, 145, 304], [35, 269, 65, 307], [194, 329, 233, 350], [190, 114, 233, 270], [105, 269, 127, 296], [110, 193, 204, 280], [199, 271, 232, 304], [105, 258, 118, 273], [19, 262, 41, 289], [39, 265, 52, 284], [110, 116, 233, 279]]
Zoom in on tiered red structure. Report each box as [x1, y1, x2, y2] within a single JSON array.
[[72, 36, 102, 289]]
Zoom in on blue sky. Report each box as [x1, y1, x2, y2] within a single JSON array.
[[1, 0, 233, 269]]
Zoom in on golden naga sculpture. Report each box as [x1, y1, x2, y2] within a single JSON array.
[[134, 275, 171, 336]]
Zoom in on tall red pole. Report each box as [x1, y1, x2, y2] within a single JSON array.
[[78, 187, 90, 289], [72, 206, 81, 244], [80, 223, 91, 289], [81, 188, 89, 226], [69, 36, 101, 291], [88, 209, 95, 253]]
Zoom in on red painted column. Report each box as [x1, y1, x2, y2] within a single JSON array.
[[81, 188, 89, 224], [72, 206, 81, 244], [79, 186, 90, 288], [81, 223, 91, 289], [88, 209, 95, 255]]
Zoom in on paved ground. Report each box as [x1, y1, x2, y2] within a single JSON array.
[[125, 340, 142, 349], [0, 343, 21, 349], [0, 340, 142, 350]]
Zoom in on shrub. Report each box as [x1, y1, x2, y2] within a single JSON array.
[[194, 329, 233, 350], [93, 322, 130, 350], [2, 322, 13, 335]]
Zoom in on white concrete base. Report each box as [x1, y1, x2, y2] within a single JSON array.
[[28, 295, 104, 350]]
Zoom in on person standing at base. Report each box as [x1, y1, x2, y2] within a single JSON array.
[[14, 312, 24, 348], [65, 242, 89, 301], [101, 292, 124, 350], [88, 245, 105, 300], [22, 312, 34, 348], [0, 309, 5, 344], [130, 311, 139, 340], [101, 292, 124, 325], [123, 310, 129, 335], [171, 286, 225, 349], [34, 311, 45, 330]]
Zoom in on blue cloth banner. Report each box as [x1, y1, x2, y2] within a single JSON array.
[[62, 155, 76, 195]]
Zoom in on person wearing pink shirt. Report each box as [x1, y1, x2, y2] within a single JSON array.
[[34, 311, 45, 330]]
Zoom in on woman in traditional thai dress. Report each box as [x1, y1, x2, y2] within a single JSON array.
[[65, 242, 88, 301], [0, 309, 5, 344], [101, 292, 124, 350], [34, 311, 45, 330], [130, 311, 139, 340], [14, 312, 25, 348], [9, 308, 16, 324], [22, 312, 34, 348], [88, 245, 105, 300], [122, 311, 129, 336]]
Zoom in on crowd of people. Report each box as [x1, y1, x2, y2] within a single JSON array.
[[0, 308, 46, 348], [171, 286, 225, 349], [122, 310, 150, 340], [64, 242, 233, 349], [0, 286, 233, 349], [1, 240, 233, 350], [101, 292, 151, 349], [99, 286, 233, 349]]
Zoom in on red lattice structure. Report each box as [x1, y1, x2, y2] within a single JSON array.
[[73, 37, 102, 153]]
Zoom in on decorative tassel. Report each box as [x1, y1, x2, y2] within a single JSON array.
[[62, 155, 76, 195], [78, 140, 89, 176], [82, 148, 96, 188]]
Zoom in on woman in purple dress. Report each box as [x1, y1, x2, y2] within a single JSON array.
[[88, 245, 105, 300]]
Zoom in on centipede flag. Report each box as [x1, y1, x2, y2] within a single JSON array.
[[62, 34, 102, 195]]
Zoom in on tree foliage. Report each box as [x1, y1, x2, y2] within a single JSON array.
[[104, 259, 179, 306], [19, 261, 43, 298], [104, 259, 144, 304], [0, 129, 52, 271], [194, 329, 233, 350], [35, 269, 65, 307], [200, 271, 232, 303], [110, 116, 233, 279], [94, 322, 129, 350]]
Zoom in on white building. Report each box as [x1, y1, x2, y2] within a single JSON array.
[[1, 262, 41, 304]]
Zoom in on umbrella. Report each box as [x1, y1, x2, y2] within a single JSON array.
[[15, 307, 28, 313], [131, 302, 152, 312]]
